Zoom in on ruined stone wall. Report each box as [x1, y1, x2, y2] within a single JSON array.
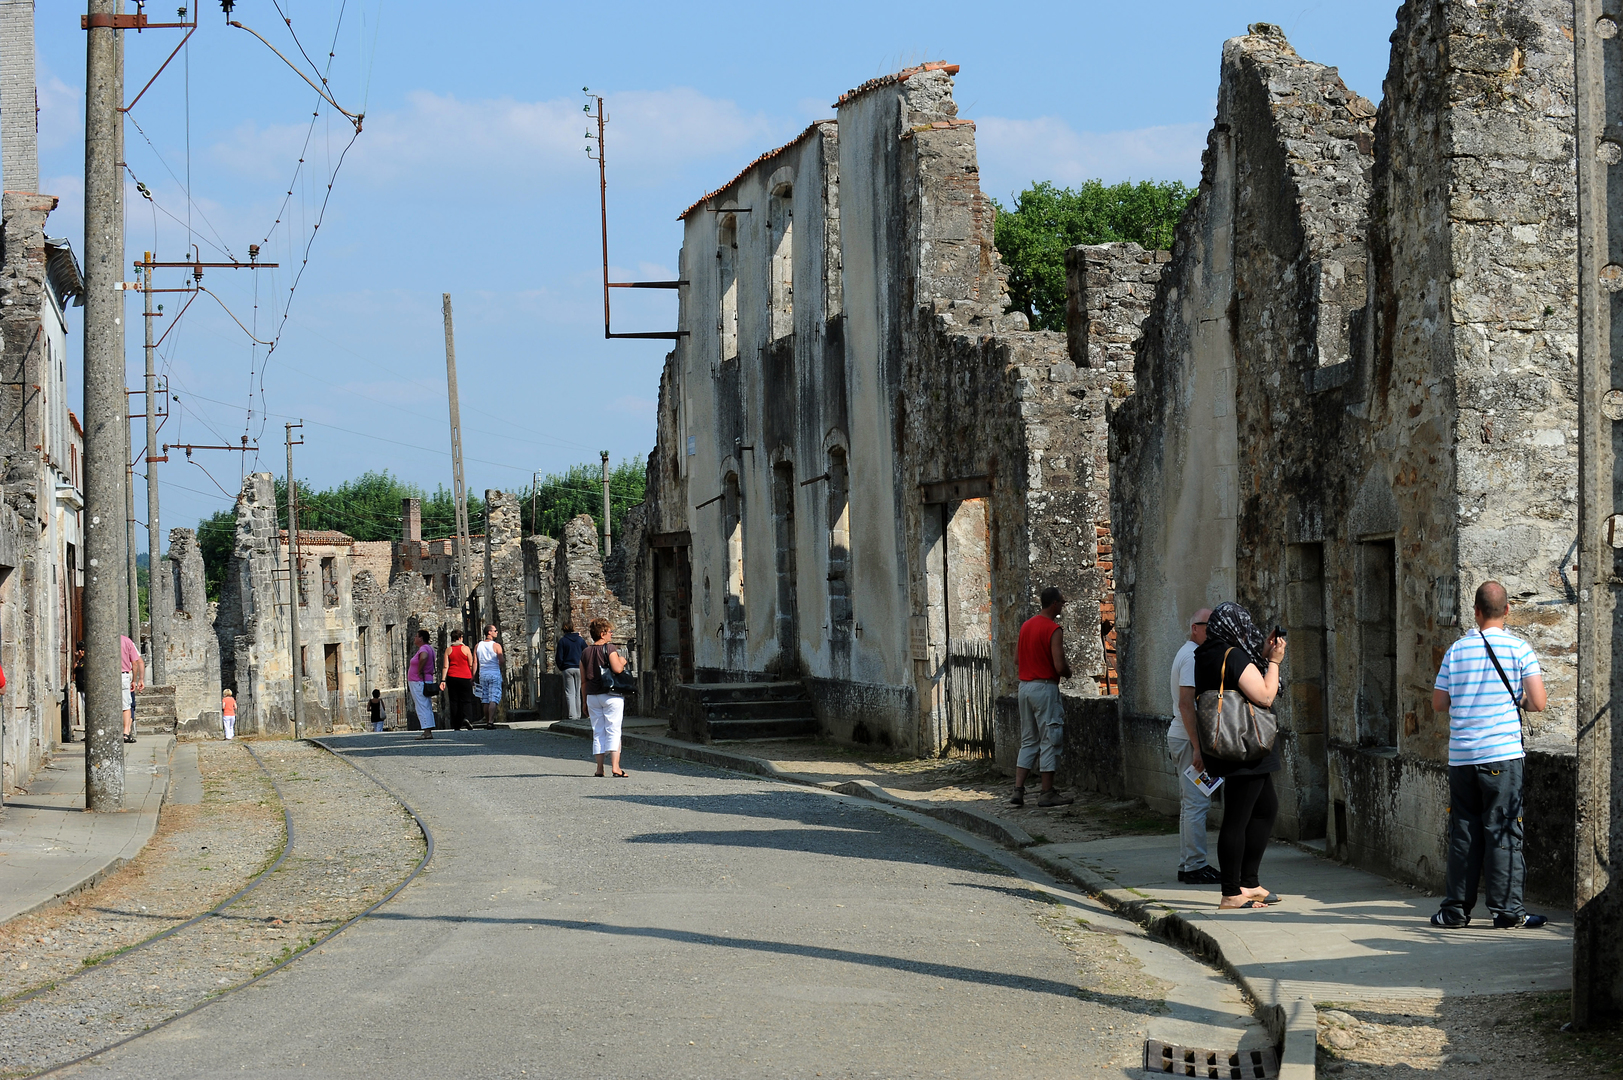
[[161, 529, 221, 732], [1065, 243, 1166, 374], [479, 490, 530, 717], [556, 514, 634, 647]]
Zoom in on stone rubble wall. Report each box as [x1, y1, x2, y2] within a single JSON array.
[[162, 528, 221, 734], [1064, 242, 1167, 373]]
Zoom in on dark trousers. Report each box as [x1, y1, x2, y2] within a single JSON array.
[[1218, 773, 1278, 897], [1441, 758, 1525, 920], [445, 677, 475, 730]]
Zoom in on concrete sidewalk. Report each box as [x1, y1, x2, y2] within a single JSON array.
[[0, 736, 184, 925]]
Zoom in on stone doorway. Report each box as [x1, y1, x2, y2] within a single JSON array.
[[923, 493, 994, 756], [770, 462, 800, 673]]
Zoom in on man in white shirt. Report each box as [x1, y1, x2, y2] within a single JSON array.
[[1430, 580, 1548, 929], [1169, 608, 1218, 884]]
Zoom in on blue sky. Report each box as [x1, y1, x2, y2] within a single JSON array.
[[33, 1, 1402, 548]]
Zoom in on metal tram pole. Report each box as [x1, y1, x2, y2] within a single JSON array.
[[82, 0, 128, 810], [142, 256, 167, 688], [285, 422, 305, 740], [1572, 0, 1623, 1025], [601, 450, 611, 557]]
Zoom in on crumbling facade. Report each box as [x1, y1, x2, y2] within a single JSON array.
[[160, 528, 222, 736], [1109, 9, 1579, 899], [635, 63, 1119, 750], [0, 189, 85, 794]]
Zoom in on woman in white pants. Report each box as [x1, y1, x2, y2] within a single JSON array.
[[582, 617, 629, 777], [408, 629, 438, 741]]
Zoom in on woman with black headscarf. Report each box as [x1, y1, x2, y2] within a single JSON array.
[[1194, 601, 1288, 909]]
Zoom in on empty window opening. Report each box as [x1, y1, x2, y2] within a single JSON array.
[[718, 214, 739, 361], [324, 643, 340, 692], [722, 472, 746, 633], [1356, 539, 1398, 749], [768, 184, 794, 340], [826, 448, 852, 636], [321, 557, 339, 608], [772, 462, 800, 667], [1286, 542, 1329, 840], [172, 559, 185, 615]]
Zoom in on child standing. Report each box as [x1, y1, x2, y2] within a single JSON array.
[[221, 689, 237, 740], [368, 689, 386, 732]]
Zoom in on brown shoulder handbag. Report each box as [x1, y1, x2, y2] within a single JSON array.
[[1194, 648, 1279, 764]]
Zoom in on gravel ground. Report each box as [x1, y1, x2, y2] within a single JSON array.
[[1317, 991, 1623, 1078], [705, 738, 1179, 846], [0, 741, 423, 1078]]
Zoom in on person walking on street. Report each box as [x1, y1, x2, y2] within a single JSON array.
[[1010, 587, 1075, 809], [1171, 608, 1220, 884], [1195, 602, 1286, 910], [443, 630, 476, 730], [475, 624, 504, 728], [120, 634, 145, 744], [556, 621, 587, 720], [221, 689, 237, 740], [1430, 580, 1549, 930], [582, 618, 629, 777], [368, 689, 386, 733], [408, 630, 438, 740]]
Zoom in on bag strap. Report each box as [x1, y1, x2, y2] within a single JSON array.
[[1479, 630, 1522, 711], [1219, 648, 1231, 691]]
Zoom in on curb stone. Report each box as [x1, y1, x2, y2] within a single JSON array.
[[556, 725, 1314, 1078]]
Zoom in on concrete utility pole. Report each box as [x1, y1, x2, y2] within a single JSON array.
[[142, 258, 166, 687], [285, 422, 305, 740], [125, 395, 139, 645], [1572, 0, 1623, 1025], [443, 294, 472, 630], [82, 0, 128, 810], [601, 450, 612, 557]]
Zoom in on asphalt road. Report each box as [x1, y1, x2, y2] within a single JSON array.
[[63, 730, 1180, 1079]]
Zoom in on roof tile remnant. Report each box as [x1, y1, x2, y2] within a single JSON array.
[[678, 120, 835, 221], [832, 61, 959, 109]]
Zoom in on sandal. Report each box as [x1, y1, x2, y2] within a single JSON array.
[[612, 770, 629, 778], [1221, 899, 1269, 910]]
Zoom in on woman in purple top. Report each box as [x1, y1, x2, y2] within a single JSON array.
[[408, 629, 438, 740]]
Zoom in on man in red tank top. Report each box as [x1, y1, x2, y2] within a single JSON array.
[[1012, 587, 1075, 808]]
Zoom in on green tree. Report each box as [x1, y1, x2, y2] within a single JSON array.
[[993, 179, 1195, 332], [519, 459, 647, 543]]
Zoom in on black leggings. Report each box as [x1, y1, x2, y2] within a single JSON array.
[[1218, 773, 1278, 897]]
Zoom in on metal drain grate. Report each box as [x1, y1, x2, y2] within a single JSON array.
[[1142, 1041, 1279, 1079]]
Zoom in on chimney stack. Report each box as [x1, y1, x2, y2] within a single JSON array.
[[0, 0, 38, 194], [402, 497, 422, 544]]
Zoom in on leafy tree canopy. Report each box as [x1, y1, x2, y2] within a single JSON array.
[[993, 179, 1195, 332], [196, 461, 647, 600]]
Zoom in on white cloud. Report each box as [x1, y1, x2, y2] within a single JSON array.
[[209, 87, 780, 192], [974, 117, 1209, 201]]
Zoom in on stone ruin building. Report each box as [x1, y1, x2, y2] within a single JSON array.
[[0, 187, 86, 795], [209, 474, 632, 735], [630, 1, 1585, 906], [1101, 5, 1576, 904], [632, 62, 1119, 751]]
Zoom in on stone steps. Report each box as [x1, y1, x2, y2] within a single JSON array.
[[677, 681, 818, 743], [133, 685, 178, 735]]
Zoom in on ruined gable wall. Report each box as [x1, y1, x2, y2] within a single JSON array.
[[555, 513, 634, 646], [163, 528, 222, 733], [1223, 26, 1377, 843], [480, 490, 529, 716], [1326, 0, 1579, 896], [1065, 242, 1167, 375]]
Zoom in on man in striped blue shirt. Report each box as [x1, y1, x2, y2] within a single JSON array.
[[1429, 581, 1549, 930]]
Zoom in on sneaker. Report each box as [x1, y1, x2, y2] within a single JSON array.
[[1036, 789, 1075, 808], [1007, 786, 1025, 808], [1178, 865, 1223, 885], [1430, 910, 1471, 928], [1493, 912, 1548, 929]]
